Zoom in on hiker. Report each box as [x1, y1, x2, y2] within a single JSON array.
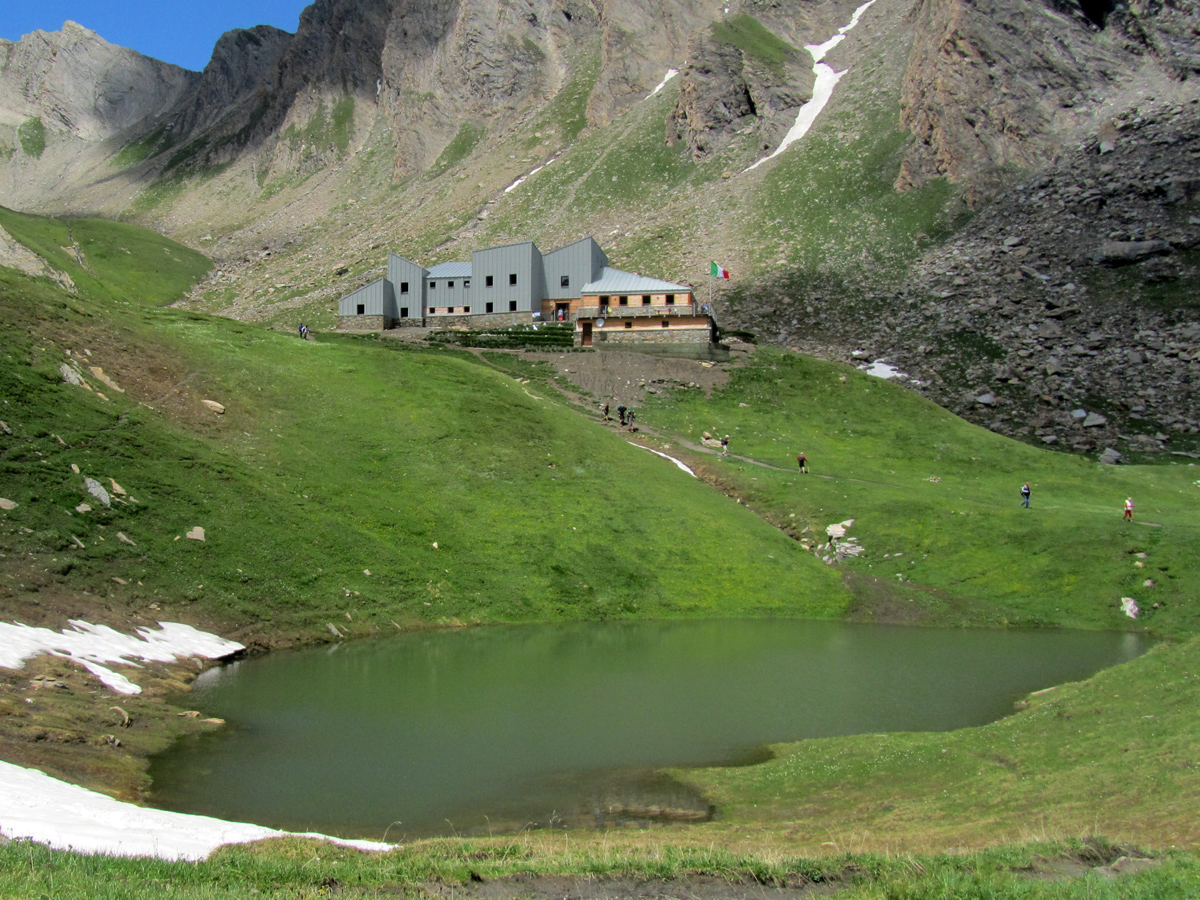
[[1021, 482, 1031, 508], [298, 323, 306, 339], [627, 409, 637, 432], [617, 404, 627, 426], [1124, 497, 1134, 521], [721, 435, 729, 456], [797, 452, 808, 474], [602, 402, 610, 421]]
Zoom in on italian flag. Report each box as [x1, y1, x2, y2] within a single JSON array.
[[710, 261, 730, 279]]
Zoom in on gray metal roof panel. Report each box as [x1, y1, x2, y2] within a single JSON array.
[[426, 262, 472, 278], [580, 267, 690, 294]]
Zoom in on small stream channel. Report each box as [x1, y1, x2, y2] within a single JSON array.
[[148, 620, 1150, 840]]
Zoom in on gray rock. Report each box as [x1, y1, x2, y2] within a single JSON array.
[[1083, 412, 1108, 427], [1099, 447, 1123, 465], [0, 21, 196, 143], [1095, 240, 1172, 265], [975, 392, 997, 406], [83, 477, 111, 507]]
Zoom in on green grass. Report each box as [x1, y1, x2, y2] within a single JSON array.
[[711, 15, 799, 77], [0, 212, 851, 639], [0, 206, 211, 305], [0, 834, 1196, 898], [427, 121, 486, 176], [17, 116, 45, 158], [115, 126, 177, 169], [641, 348, 1200, 636], [530, 46, 602, 144], [4, 213, 1200, 892]]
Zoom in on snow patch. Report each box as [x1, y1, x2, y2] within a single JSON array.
[[0, 760, 393, 861], [0, 621, 244, 696], [504, 154, 560, 194], [646, 68, 679, 99], [745, 0, 877, 172], [860, 361, 918, 384], [629, 443, 697, 477]]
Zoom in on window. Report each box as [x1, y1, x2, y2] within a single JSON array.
[[400, 307, 409, 318], [642, 295, 652, 306], [619, 296, 628, 306], [356, 303, 365, 315], [509, 301, 517, 312], [662, 320, 670, 327], [400, 281, 409, 294], [463, 279, 470, 289], [429, 281, 436, 290], [486, 275, 494, 287], [509, 273, 517, 286], [463, 306, 471, 313], [624, 321, 632, 329], [448, 280, 455, 289], [665, 294, 675, 305], [560, 275, 570, 288], [486, 302, 494, 313]]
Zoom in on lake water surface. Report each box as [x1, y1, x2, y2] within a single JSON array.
[[149, 620, 1150, 839]]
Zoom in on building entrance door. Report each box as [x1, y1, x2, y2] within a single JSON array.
[[555, 303, 570, 322], [581, 322, 593, 347]]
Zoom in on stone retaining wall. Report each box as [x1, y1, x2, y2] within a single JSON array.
[[336, 315, 391, 332], [586, 327, 713, 347], [426, 312, 533, 329]]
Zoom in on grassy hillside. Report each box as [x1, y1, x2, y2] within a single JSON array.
[[637, 349, 1200, 637], [0, 210, 850, 641]]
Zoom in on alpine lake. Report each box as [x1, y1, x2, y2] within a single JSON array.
[[148, 620, 1151, 841]]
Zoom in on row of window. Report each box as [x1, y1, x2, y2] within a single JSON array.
[[598, 294, 675, 306], [420, 273, 520, 292], [602, 320, 673, 329], [429, 301, 519, 315], [355, 301, 523, 316]]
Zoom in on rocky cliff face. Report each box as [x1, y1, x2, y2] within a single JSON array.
[[732, 94, 1200, 457], [165, 26, 293, 138], [0, 21, 196, 143], [668, 24, 815, 159], [896, 0, 1200, 204]]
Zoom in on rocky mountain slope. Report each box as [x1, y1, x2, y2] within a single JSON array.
[[0, 0, 1197, 458]]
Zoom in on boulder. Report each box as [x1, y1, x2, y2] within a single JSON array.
[[1082, 412, 1108, 427], [1095, 240, 1172, 265], [1099, 447, 1123, 465], [83, 477, 112, 507]]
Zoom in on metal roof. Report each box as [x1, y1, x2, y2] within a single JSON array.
[[426, 262, 472, 278], [581, 267, 690, 294]]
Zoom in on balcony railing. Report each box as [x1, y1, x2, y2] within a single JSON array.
[[575, 303, 700, 319]]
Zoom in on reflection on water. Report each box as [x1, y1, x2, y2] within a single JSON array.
[[149, 620, 1150, 839]]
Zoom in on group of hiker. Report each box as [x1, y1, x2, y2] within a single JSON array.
[[297, 323, 311, 340], [602, 403, 638, 432], [1021, 482, 1135, 520]]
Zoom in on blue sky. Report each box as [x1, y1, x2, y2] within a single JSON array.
[[0, 1, 310, 72]]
